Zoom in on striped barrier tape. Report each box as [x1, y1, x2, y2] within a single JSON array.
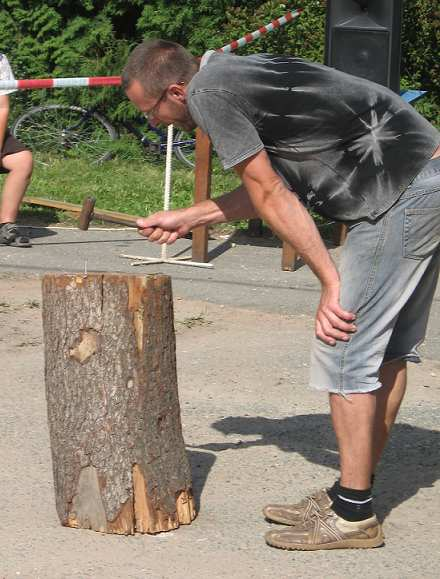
[[0, 8, 303, 90], [220, 8, 303, 52]]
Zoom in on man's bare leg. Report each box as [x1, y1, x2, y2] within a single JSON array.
[[373, 359, 407, 469], [330, 359, 407, 489], [265, 388, 385, 550], [330, 392, 376, 489], [0, 150, 33, 223]]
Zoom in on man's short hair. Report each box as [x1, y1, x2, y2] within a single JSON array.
[[122, 39, 198, 97]]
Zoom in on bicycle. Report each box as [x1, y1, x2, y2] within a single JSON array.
[[11, 103, 196, 168]]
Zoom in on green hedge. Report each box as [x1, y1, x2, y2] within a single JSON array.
[[1, 0, 438, 126]]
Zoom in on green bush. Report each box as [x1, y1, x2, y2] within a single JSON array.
[[1, 0, 438, 126]]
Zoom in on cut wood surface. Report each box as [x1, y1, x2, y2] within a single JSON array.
[[42, 273, 196, 534]]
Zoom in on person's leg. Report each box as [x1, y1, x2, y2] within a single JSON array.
[[329, 391, 376, 490], [331, 359, 407, 489], [266, 161, 440, 549], [0, 150, 33, 223], [373, 360, 407, 469], [265, 347, 412, 551]]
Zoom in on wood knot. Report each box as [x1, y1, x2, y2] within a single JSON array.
[[69, 329, 99, 363]]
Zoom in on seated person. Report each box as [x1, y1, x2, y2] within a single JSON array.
[[0, 53, 33, 247]]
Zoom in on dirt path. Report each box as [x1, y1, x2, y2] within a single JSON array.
[[1, 274, 439, 578]]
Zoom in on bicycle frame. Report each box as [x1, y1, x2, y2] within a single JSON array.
[[123, 118, 194, 154]]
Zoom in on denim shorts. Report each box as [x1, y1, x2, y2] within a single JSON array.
[[310, 157, 440, 394]]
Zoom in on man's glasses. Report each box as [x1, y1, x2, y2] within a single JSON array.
[[143, 81, 185, 121], [143, 89, 167, 121]]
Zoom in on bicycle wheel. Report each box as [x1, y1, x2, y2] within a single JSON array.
[[125, 120, 165, 164], [174, 129, 196, 168], [12, 104, 118, 164]]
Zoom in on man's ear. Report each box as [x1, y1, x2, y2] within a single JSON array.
[[168, 83, 186, 102]]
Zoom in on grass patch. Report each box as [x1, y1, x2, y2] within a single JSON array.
[[4, 153, 332, 237], [20, 156, 240, 221], [177, 314, 212, 329]]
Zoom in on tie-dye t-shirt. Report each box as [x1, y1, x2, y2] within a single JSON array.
[[0, 54, 16, 97], [187, 52, 440, 221]]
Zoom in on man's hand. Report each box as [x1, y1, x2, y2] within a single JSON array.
[[136, 209, 190, 244], [136, 184, 259, 245], [316, 283, 357, 346]]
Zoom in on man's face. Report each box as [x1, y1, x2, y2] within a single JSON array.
[[125, 79, 196, 131]]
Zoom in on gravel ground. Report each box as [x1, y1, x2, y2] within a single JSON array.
[[0, 228, 439, 578]]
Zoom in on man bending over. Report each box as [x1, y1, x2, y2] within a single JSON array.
[[122, 39, 440, 551]]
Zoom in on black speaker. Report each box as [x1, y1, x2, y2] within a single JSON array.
[[325, 0, 403, 93]]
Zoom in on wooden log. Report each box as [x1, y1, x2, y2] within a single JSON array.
[[42, 273, 196, 535], [192, 128, 212, 262]]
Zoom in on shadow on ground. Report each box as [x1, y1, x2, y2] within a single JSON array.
[[22, 226, 58, 240], [187, 450, 216, 511], [19, 205, 62, 227], [190, 414, 440, 521], [207, 225, 339, 268]]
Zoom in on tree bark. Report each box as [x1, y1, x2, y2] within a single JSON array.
[[42, 273, 196, 534]]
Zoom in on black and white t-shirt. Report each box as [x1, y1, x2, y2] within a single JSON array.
[[0, 54, 16, 97], [187, 52, 440, 221]]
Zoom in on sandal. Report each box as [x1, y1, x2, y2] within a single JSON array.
[[0, 223, 32, 248]]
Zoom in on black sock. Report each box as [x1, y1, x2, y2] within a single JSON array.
[[331, 484, 374, 521], [328, 474, 375, 500], [327, 480, 339, 501]]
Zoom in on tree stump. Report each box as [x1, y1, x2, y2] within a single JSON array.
[[42, 273, 196, 534]]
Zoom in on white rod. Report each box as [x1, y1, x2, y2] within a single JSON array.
[[131, 259, 214, 269], [161, 124, 174, 260]]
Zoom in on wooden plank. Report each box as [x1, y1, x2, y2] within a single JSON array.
[[23, 195, 142, 228], [281, 241, 298, 271], [192, 129, 212, 262], [337, 223, 348, 245], [23, 196, 84, 214], [247, 218, 264, 237]]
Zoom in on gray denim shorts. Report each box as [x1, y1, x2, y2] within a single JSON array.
[[310, 157, 440, 394]]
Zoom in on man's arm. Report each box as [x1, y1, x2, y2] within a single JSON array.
[[136, 150, 356, 344], [233, 150, 356, 345], [0, 95, 9, 152], [136, 183, 258, 243], [234, 151, 337, 286]]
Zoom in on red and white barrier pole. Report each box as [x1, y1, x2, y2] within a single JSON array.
[[219, 8, 303, 53], [0, 76, 121, 91], [0, 8, 303, 91]]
